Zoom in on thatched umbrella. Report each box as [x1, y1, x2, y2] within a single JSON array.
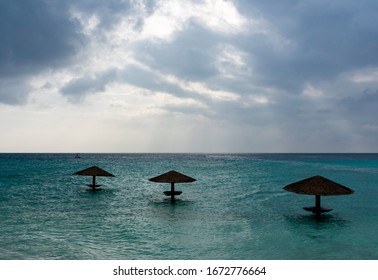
[[283, 175, 354, 217], [149, 170, 196, 202], [74, 166, 115, 190]]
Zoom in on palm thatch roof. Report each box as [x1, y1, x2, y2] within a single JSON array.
[[74, 166, 115, 177], [149, 170, 196, 202], [283, 175, 354, 196], [149, 170, 196, 183]]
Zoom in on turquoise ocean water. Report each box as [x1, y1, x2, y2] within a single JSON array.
[[0, 153, 378, 260]]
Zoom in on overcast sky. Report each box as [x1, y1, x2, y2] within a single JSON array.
[[1, 0, 378, 152]]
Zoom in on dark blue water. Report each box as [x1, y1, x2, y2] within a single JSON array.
[[0, 153, 377, 259]]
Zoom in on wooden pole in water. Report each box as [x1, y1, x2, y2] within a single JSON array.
[[315, 195, 321, 218], [171, 182, 175, 203], [92, 176, 96, 190]]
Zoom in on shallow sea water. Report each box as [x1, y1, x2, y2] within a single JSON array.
[[0, 153, 378, 259]]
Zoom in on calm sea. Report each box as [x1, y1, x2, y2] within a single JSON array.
[[0, 153, 377, 260]]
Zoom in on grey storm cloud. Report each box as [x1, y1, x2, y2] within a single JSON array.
[[60, 64, 200, 102], [70, 0, 135, 29], [234, 0, 378, 94], [0, 0, 81, 76], [2, 0, 378, 152], [0, 0, 137, 105], [61, 69, 118, 99], [134, 25, 221, 81], [341, 89, 378, 121], [0, 0, 82, 104], [4, 0, 378, 101]]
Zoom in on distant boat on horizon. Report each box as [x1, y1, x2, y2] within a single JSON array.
[[74, 153, 81, 159]]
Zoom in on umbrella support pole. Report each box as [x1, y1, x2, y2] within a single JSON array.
[[170, 182, 175, 203], [74, 166, 114, 190], [87, 176, 101, 191], [315, 195, 321, 218], [91, 176, 96, 191]]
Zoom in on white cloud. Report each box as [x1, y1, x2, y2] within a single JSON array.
[[164, 74, 239, 101], [215, 44, 251, 79], [70, 8, 100, 36], [193, 0, 250, 35], [138, 0, 250, 42], [302, 84, 325, 98], [349, 67, 378, 83], [3, 0, 378, 152], [253, 96, 269, 104], [139, 0, 190, 41]]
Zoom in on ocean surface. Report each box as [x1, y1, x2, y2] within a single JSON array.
[[0, 153, 378, 260]]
